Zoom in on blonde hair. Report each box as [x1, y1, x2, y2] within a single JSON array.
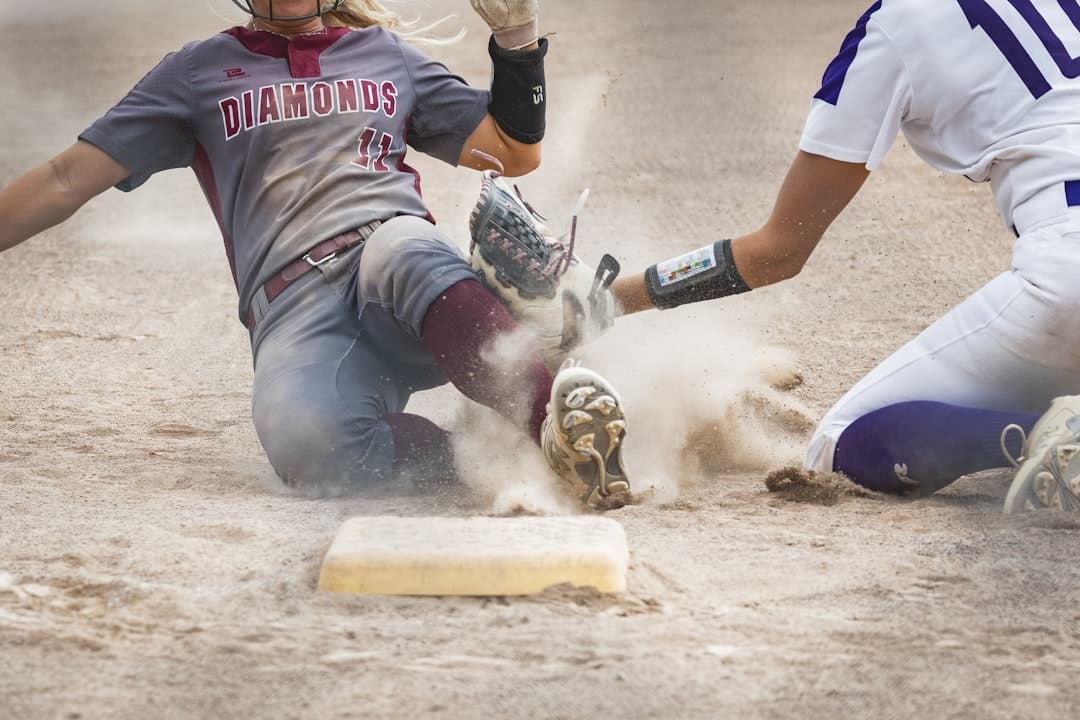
[[324, 0, 463, 42], [323, 0, 404, 31]]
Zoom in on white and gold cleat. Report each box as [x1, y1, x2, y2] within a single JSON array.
[[1003, 396, 1080, 513], [541, 360, 630, 509]]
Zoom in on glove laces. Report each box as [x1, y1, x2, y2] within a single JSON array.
[[471, 149, 589, 280]]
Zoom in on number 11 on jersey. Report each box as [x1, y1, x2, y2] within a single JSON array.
[[353, 127, 393, 171]]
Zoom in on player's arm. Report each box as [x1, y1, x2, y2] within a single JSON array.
[[612, 151, 870, 314], [459, 112, 541, 177], [735, 151, 870, 287], [460, 0, 545, 177], [0, 141, 129, 255]]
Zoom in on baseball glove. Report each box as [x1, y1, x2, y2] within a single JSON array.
[[468, 170, 620, 371]]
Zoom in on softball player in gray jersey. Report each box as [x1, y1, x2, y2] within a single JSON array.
[[0, 0, 632, 508]]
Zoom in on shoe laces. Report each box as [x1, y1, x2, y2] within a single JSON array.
[[1001, 414, 1080, 469], [1000, 423, 1028, 468]]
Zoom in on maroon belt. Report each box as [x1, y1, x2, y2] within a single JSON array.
[[247, 220, 382, 331]]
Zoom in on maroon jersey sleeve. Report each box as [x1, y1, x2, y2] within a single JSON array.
[[79, 49, 196, 192], [394, 35, 490, 165]]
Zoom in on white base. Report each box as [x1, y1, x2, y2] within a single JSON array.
[[317, 515, 629, 596]]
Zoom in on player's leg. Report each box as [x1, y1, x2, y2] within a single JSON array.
[[806, 264, 1080, 495], [250, 266, 453, 494], [355, 216, 551, 437], [1000, 216, 1080, 510], [419, 281, 630, 505], [355, 215, 630, 505], [827, 401, 1039, 494]]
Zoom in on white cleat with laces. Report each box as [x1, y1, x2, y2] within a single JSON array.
[[541, 360, 630, 509], [1002, 395, 1080, 513]]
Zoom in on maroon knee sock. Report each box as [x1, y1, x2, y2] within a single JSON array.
[[384, 412, 456, 483], [420, 279, 551, 442]]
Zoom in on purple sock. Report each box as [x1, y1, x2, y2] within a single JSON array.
[[832, 401, 1040, 494]]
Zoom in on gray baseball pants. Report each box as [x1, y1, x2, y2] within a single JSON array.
[[247, 215, 477, 492]]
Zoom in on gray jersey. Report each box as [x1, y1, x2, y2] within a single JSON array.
[[80, 26, 489, 320]]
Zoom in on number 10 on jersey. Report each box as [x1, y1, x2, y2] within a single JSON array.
[[958, 0, 1080, 98]]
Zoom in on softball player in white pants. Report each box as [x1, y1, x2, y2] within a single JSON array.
[[593, 0, 1080, 510]]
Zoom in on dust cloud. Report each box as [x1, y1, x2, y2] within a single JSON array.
[[578, 310, 812, 502], [450, 310, 813, 511]]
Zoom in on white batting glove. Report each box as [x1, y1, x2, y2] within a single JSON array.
[[470, 0, 539, 50]]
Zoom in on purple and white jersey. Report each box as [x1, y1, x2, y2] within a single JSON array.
[[801, 0, 1080, 229], [80, 26, 489, 320]]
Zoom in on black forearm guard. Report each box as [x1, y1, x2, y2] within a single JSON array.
[[488, 36, 548, 144], [645, 239, 751, 310]]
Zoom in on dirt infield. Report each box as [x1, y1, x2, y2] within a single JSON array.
[[2, 1, 1079, 718]]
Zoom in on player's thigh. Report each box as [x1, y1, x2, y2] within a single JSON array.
[[805, 270, 1080, 471], [346, 215, 478, 388], [251, 281, 409, 491], [356, 214, 477, 336]]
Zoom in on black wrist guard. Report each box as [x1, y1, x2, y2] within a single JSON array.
[[645, 239, 751, 310], [488, 36, 548, 144]]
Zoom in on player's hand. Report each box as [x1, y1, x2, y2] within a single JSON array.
[[470, 0, 538, 50]]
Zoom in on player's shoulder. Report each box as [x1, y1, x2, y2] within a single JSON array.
[[869, 0, 972, 36], [327, 24, 403, 53], [848, 0, 981, 60], [173, 30, 241, 63], [871, 0, 956, 19]]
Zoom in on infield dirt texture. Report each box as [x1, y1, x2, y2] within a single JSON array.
[[2, 1, 1079, 719]]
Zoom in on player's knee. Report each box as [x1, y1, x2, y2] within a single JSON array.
[[358, 216, 468, 294], [361, 216, 441, 273], [804, 422, 841, 474], [253, 401, 394, 496]]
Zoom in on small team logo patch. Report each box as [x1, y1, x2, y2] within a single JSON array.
[[224, 67, 249, 80]]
